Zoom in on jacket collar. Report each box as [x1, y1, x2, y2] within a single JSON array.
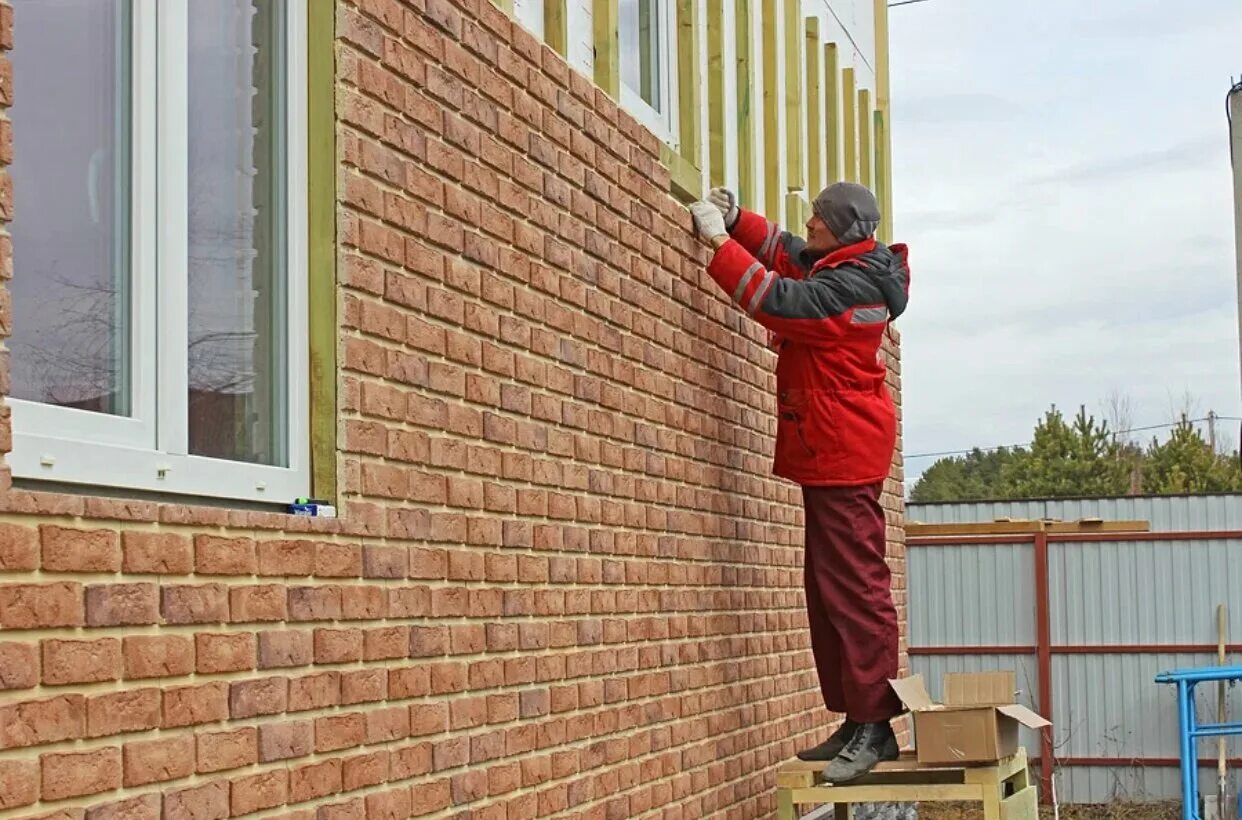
[[808, 237, 878, 272]]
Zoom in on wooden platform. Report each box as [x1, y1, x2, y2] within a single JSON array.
[[776, 747, 1037, 820]]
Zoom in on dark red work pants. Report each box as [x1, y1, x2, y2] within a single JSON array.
[[802, 482, 903, 723]]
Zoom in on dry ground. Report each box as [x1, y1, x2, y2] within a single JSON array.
[[915, 803, 1180, 819]]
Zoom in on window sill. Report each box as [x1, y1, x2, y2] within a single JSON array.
[[660, 144, 703, 204], [0, 485, 361, 535]]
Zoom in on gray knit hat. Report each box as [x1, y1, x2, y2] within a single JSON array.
[[812, 182, 881, 244]]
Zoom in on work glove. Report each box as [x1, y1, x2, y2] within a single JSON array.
[[708, 187, 739, 229], [689, 200, 727, 243]]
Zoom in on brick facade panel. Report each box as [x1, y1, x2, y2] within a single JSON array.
[[0, 0, 904, 816]]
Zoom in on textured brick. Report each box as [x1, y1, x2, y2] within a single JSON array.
[[314, 628, 364, 664], [259, 630, 313, 669], [315, 712, 366, 753], [87, 688, 161, 738], [123, 635, 194, 679], [42, 638, 120, 685], [197, 727, 257, 773], [85, 583, 158, 626], [259, 719, 313, 762], [41, 747, 121, 801], [40, 526, 120, 572], [0, 695, 84, 749], [290, 759, 342, 803], [121, 531, 193, 574], [257, 539, 315, 576], [0, 641, 37, 690], [288, 585, 342, 620], [342, 750, 389, 790], [230, 769, 288, 815], [0, 582, 82, 628], [163, 682, 229, 728], [85, 794, 162, 820], [122, 734, 194, 786], [0, 523, 36, 571], [314, 542, 362, 576], [411, 777, 451, 814], [194, 535, 256, 575], [341, 585, 386, 619], [163, 781, 230, 820], [195, 632, 254, 674], [161, 584, 228, 624], [230, 676, 288, 718], [364, 625, 409, 660], [289, 671, 340, 712], [365, 789, 412, 820], [0, 757, 38, 810], [230, 584, 287, 622]]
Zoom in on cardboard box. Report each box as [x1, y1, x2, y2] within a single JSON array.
[[889, 671, 1050, 765]]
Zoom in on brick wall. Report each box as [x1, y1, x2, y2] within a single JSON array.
[[0, 1, 905, 818]]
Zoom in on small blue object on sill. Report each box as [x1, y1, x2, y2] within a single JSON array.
[[288, 498, 337, 518]]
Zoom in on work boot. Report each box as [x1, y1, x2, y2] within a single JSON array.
[[822, 721, 899, 783], [796, 719, 858, 761]]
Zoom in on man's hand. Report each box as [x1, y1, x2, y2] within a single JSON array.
[[708, 187, 739, 229], [690, 200, 727, 244]]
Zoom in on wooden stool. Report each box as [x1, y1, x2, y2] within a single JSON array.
[[775, 747, 1037, 820]]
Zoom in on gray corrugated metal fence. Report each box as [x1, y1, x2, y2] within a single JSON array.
[[908, 493, 1242, 533], [906, 495, 1242, 804]]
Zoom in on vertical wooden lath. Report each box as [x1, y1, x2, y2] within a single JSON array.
[[805, 18, 821, 197]]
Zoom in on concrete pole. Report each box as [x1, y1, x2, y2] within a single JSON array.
[[1232, 84, 1242, 404]]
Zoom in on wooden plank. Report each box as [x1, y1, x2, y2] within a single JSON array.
[[858, 87, 872, 189], [824, 42, 840, 183], [805, 18, 821, 196], [736, 0, 755, 207], [842, 66, 857, 182], [777, 787, 797, 820], [790, 784, 984, 803], [544, 0, 568, 55], [783, 0, 804, 192], [706, 0, 726, 187], [1000, 785, 1039, 820], [874, 108, 888, 241], [964, 749, 1027, 785], [909, 520, 1150, 537], [661, 143, 702, 203], [873, 0, 893, 227], [593, 0, 619, 97], [907, 521, 1047, 536], [785, 193, 807, 232], [761, 0, 781, 221], [1046, 519, 1149, 533], [307, 0, 338, 502], [676, 0, 701, 164]]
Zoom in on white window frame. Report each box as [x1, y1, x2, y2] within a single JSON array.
[[513, 0, 547, 39], [618, 0, 679, 147], [9, 1, 310, 504]]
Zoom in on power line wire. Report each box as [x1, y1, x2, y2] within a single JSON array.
[[907, 416, 1242, 461]]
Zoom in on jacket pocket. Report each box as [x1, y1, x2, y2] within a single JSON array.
[[775, 389, 824, 478], [820, 386, 896, 483]]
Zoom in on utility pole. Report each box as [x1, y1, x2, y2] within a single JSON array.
[[1231, 80, 1242, 405], [1230, 80, 1242, 461]]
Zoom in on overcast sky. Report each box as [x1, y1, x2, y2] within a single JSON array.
[[888, 0, 1242, 485]]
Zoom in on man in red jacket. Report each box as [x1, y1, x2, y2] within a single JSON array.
[[689, 182, 910, 782]]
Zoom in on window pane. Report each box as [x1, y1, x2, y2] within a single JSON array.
[[9, 0, 131, 415], [187, 0, 288, 466], [619, 0, 662, 111]]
